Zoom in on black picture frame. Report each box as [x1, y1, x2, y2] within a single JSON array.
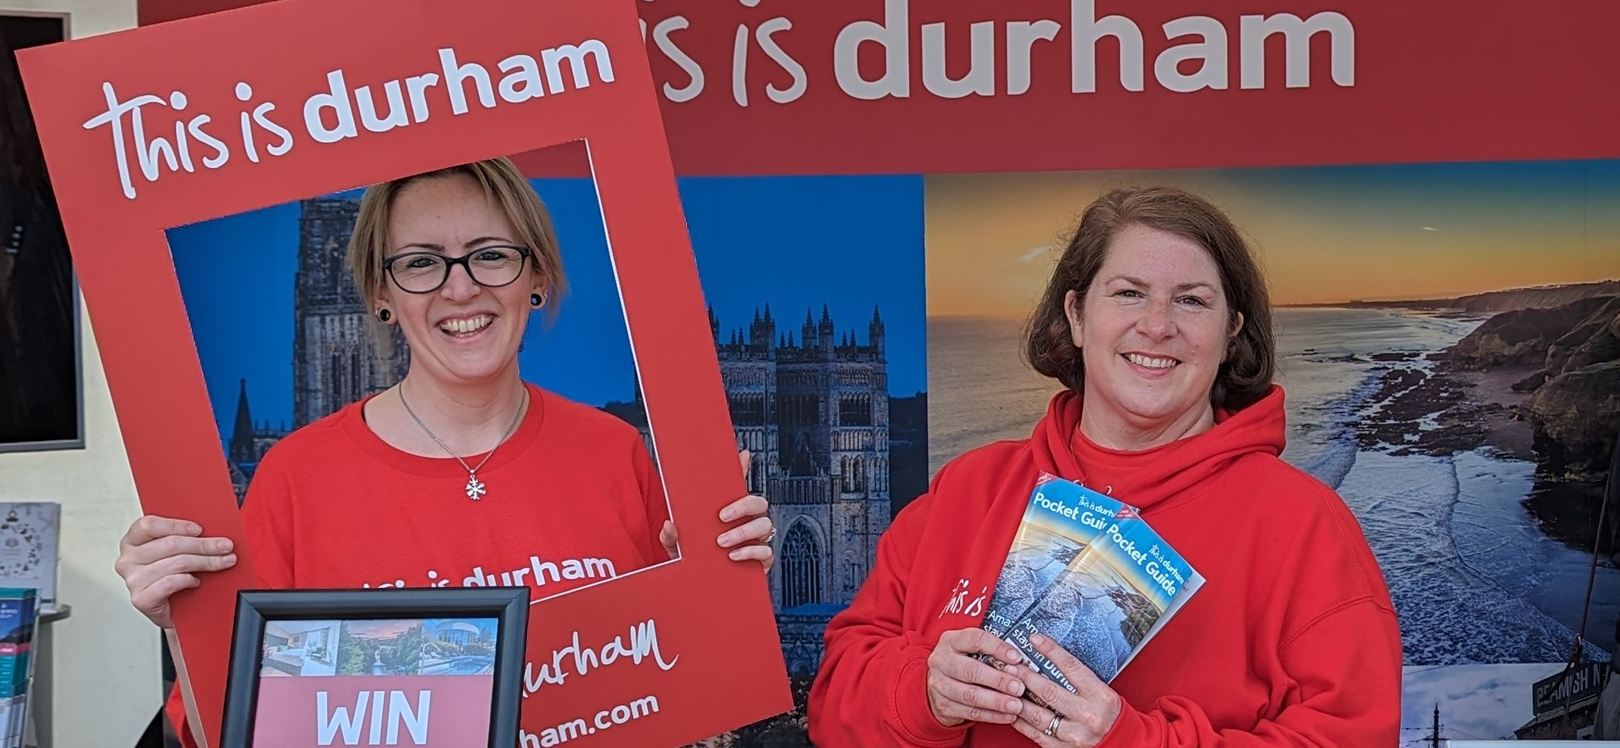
[[220, 586, 530, 748], [1, 12, 84, 453]]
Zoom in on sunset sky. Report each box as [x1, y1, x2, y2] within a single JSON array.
[[927, 161, 1620, 316], [343, 620, 421, 639]]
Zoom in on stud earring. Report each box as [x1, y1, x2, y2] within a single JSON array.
[[377, 308, 392, 323], [530, 292, 546, 309]]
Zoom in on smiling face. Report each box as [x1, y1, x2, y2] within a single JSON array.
[[376, 173, 546, 389], [1066, 224, 1243, 442]]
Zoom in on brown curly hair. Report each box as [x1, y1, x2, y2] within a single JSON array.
[[1024, 186, 1275, 410]]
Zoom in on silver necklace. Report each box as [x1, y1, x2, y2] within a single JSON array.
[[398, 385, 528, 501]]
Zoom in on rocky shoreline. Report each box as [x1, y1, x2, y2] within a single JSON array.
[[1448, 292, 1619, 484], [1345, 283, 1619, 562]]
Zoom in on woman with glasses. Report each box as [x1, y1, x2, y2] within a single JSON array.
[[113, 157, 777, 746]]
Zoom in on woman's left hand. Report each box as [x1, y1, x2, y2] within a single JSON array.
[[1006, 633, 1122, 748], [660, 450, 775, 573]]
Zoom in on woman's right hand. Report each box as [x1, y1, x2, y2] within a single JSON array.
[[926, 628, 1030, 728], [114, 515, 236, 629]]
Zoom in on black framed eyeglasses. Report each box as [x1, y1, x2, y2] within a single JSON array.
[[382, 245, 532, 294]]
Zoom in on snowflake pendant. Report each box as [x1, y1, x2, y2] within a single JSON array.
[[465, 474, 487, 501]]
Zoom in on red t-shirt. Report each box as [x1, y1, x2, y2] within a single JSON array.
[[166, 382, 672, 744]]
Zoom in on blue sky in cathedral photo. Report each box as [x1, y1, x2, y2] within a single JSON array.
[[165, 175, 926, 441]]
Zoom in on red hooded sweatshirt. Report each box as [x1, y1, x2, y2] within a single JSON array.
[[807, 385, 1401, 748]]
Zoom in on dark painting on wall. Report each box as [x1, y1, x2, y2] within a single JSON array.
[[0, 14, 80, 452]]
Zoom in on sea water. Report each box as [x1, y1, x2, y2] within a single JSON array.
[[929, 308, 1618, 664]]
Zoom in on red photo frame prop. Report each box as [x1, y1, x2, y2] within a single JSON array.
[[16, 0, 791, 746]]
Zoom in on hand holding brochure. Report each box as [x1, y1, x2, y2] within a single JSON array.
[[981, 474, 1202, 693], [981, 475, 1125, 640]]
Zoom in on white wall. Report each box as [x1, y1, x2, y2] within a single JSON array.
[[0, 4, 157, 747]]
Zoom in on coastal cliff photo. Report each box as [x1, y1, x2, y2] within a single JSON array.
[[925, 161, 1620, 738]]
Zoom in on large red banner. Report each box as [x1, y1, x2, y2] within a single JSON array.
[[140, 0, 1620, 175]]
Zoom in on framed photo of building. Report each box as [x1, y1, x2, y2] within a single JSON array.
[[220, 587, 529, 748]]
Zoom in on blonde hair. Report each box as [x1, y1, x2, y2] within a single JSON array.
[[346, 156, 566, 323]]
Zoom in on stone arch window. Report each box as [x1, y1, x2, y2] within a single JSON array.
[[839, 395, 872, 426], [781, 521, 823, 609], [787, 433, 817, 477], [347, 343, 362, 400], [328, 346, 343, 409]]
